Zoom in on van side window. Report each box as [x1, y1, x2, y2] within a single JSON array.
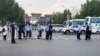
[[73, 25, 78, 28]]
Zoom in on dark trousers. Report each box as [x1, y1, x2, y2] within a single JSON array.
[[88, 31, 91, 39], [85, 31, 90, 40], [49, 32, 52, 40], [11, 32, 16, 43], [37, 30, 42, 39], [26, 31, 32, 39], [3, 35, 7, 40], [18, 31, 25, 39], [46, 31, 49, 40], [77, 31, 81, 40]]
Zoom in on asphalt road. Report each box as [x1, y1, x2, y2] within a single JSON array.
[[0, 30, 100, 56]]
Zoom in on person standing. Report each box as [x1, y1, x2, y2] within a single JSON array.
[[49, 23, 53, 40], [37, 24, 42, 39], [85, 23, 89, 40], [2, 24, 8, 40], [76, 24, 81, 40], [11, 22, 16, 44], [18, 23, 25, 40], [45, 23, 49, 40], [25, 23, 32, 39], [88, 23, 92, 40]]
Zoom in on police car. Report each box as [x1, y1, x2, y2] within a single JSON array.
[[52, 24, 64, 32]]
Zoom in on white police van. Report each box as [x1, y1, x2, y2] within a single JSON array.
[[61, 19, 85, 34], [85, 17, 100, 34]]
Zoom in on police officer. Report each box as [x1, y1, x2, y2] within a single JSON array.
[[25, 23, 32, 39], [88, 23, 92, 40], [37, 24, 42, 39], [77, 24, 81, 40], [45, 23, 49, 40], [49, 23, 53, 40], [85, 23, 89, 40], [11, 22, 16, 44], [18, 23, 25, 40]]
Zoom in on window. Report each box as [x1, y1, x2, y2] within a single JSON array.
[[73, 21, 84, 26], [52, 24, 64, 27], [58, 25, 64, 27], [90, 18, 100, 23], [78, 21, 84, 25], [73, 25, 78, 28]]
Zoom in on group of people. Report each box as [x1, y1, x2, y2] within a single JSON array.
[[2, 22, 53, 44], [77, 23, 92, 40], [2, 21, 93, 44], [2, 22, 33, 44], [37, 23, 53, 40]]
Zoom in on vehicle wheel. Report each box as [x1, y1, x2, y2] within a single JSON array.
[[96, 31, 100, 34], [65, 30, 70, 34], [64, 32, 66, 34], [81, 30, 85, 34]]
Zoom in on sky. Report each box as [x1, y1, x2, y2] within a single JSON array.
[[16, 0, 86, 16]]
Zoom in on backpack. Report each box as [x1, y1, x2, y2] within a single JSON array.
[[2, 28, 5, 32]]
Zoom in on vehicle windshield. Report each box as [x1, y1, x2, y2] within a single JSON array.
[[90, 18, 100, 23]]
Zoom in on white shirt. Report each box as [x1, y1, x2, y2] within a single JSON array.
[[37, 25, 42, 31], [25, 25, 32, 31], [77, 25, 82, 32], [45, 25, 49, 31], [89, 25, 92, 31], [3, 26, 8, 35]]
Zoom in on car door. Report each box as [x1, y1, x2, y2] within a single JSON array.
[[71, 25, 78, 32]]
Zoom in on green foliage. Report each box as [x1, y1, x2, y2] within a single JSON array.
[[51, 9, 71, 24], [0, 0, 25, 23], [74, 0, 100, 19]]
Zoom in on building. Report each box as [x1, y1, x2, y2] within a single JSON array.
[[31, 13, 41, 17], [30, 13, 42, 25], [30, 13, 51, 25]]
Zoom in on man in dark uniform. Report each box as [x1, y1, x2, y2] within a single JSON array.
[[85, 23, 89, 40], [18, 23, 25, 40], [49, 23, 53, 40], [11, 22, 16, 44]]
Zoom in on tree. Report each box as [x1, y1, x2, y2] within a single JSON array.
[[50, 9, 72, 24], [74, 0, 100, 19], [63, 9, 68, 21], [0, 0, 25, 24]]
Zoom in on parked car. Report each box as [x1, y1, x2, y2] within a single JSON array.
[[61, 25, 85, 34], [62, 19, 85, 34], [52, 24, 64, 32]]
